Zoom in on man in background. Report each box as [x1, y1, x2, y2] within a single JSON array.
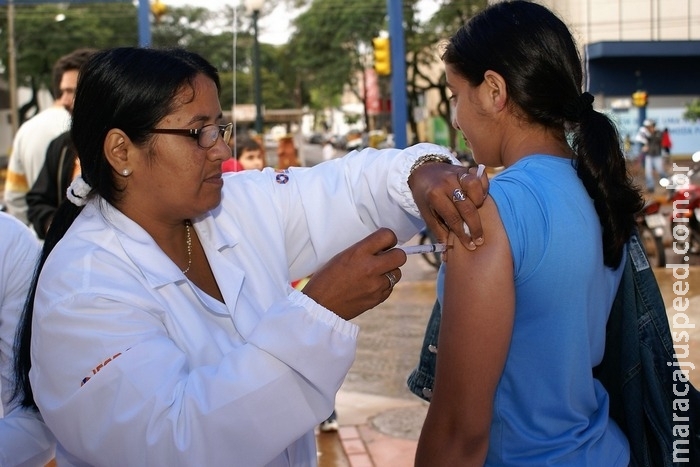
[[4, 48, 92, 225], [26, 49, 97, 238], [636, 119, 666, 192]]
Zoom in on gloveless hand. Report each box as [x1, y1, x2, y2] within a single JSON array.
[[409, 163, 489, 250], [301, 228, 406, 321]]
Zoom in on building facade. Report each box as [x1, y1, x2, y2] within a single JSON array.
[[418, 0, 700, 156], [540, 0, 700, 155]]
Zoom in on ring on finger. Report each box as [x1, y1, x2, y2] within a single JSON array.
[[459, 172, 469, 182], [452, 188, 467, 203], [384, 271, 397, 289]]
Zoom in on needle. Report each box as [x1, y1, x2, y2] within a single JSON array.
[[398, 243, 447, 255]]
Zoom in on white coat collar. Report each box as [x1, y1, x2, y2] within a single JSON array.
[[85, 198, 242, 289]]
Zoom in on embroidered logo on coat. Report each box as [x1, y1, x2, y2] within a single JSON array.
[[81, 351, 123, 386]]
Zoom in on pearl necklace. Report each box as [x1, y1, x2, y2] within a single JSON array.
[[182, 220, 193, 274]]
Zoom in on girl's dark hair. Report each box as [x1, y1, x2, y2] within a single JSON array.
[[442, 0, 643, 268], [13, 47, 221, 409]]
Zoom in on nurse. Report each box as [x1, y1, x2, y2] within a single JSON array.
[[14, 47, 486, 466], [0, 212, 55, 466]]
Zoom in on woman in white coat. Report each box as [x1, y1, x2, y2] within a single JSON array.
[[14, 47, 486, 466], [0, 212, 56, 466]]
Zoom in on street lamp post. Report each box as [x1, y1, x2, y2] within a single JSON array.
[[8, 0, 18, 135], [245, 0, 264, 135]]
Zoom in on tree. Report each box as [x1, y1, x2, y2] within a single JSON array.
[[152, 5, 302, 114], [684, 98, 700, 122], [282, 0, 487, 144], [286, 0, 388, 126], [0, 2, 300, 129], [0, 3, 138, 123], [405, 0, 487, 147]]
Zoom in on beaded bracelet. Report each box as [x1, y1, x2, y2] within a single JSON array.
[[409, 154, 454, 175]]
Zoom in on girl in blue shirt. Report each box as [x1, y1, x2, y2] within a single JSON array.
[[415, 2, 644, 466]]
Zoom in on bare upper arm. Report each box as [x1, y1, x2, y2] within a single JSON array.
[[417, 195, 515, 464]]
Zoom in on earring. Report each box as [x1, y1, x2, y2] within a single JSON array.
[[122, 168, 131, 176]]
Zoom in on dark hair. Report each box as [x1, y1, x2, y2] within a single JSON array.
[[51, 48, 97, 98], [14, 47, 221, 409], [442, 0, 643, 268], [235, 136, 262, 159]]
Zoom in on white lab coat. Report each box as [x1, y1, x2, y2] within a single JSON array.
[[0, 213, 56, 466], [29, 144, 454, 466]]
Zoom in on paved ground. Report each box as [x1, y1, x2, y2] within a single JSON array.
[[316, 247, 437, 467]]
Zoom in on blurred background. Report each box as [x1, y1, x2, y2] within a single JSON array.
[[0, 0, 698, 171]]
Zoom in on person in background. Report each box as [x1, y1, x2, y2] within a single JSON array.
[[221, 154, 243, 172], [235, 136, 265, 171], [637, 118, 666, 192], [0, 212, 56, 466], [414, 2, 642, 466], [14, 46, 487, 466], [277, 134, 301, 169], [3, 50, 77, 225], [661, 127, 672, 157], [222, 133, 265, 172], [26, 48, 97, 239], [322, 137, 336, 161]]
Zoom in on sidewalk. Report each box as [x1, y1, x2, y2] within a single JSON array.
[[317, 391, 426, 467], [314, 264, 437, 467]]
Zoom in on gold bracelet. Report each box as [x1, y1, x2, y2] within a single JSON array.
[[409, 154, 453, 175]]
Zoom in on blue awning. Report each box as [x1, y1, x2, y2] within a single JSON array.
[[586, 41, 700, 60]]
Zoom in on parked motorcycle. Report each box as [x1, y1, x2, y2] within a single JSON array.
[[636, 199, 667, 267], [661, 151, 700, 257]]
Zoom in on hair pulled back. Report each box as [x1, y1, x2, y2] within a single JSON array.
[[443, 0, 643, 268], [14, 47, 221, 409]]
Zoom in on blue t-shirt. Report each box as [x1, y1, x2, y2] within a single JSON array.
[[437, 155, 630, 466]]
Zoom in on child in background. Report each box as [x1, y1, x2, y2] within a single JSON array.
[[223, 135, 265, 172], [661, 128, 672, 156]]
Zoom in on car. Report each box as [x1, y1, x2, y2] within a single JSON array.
[[306, 133, 325, 145]]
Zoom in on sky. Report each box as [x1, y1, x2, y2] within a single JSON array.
[[163, 0, 440, 45]]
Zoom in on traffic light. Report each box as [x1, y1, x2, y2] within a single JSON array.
[[151, 0, 167, 23], [632, 90, 648, 108], [372, 37, 391, 76]]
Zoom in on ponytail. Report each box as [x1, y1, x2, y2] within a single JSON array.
[[570, 97, 644, 267], [442, 1, 644, 269]]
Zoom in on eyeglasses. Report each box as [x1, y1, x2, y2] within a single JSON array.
[[150, 122, 233, 149]]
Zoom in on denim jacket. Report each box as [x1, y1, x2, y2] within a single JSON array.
[[407, 231, 700, 466]]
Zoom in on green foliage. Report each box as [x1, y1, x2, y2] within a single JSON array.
[[0, 3, 301, 124], [406, 0, 488, 147], [0, 3, 138, 97], [287, 0, 388, 108], [684, 98, 700, 122], [0, 0, 489, 142], [152, 5, 300, 112], [285, 0, 488, 145]]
